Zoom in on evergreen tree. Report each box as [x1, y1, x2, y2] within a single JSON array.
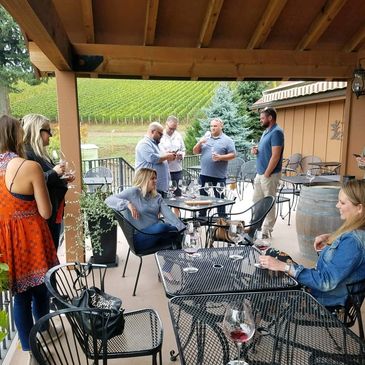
[[198, 82, 251, 156], [0, 5, 39, 115], [184, 118, 201, 153], [235, 81, 269, 141]]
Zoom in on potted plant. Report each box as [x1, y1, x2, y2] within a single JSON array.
[[66, 188, 118, 267]]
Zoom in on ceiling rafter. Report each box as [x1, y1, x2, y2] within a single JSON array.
[[69, 43, 356, 79], [343, 24, 365, 53], [296, 0, 347, 51], [247, 0, 287, 50], [1, 0, 73, 70], [144, 0, 159, 46], [197, 0, 224, 48], [80, 0, 94, 43]]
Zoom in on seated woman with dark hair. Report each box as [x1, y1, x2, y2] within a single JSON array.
[[105, 167, 185, 250], [259, 179, 365, 307]]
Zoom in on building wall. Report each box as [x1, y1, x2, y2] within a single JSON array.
[[277, 100, 345, 165]]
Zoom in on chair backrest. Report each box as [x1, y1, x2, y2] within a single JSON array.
[[30, 307, 111, 364], [241, 159, 257, 182], [113, 209, 138, 254], [227, 157, 244, 179], [345, 277, 365, 339], [300, 155, 322, 174], [84, 166, 113, 179], [284, 153, 302, 171], [112, 209, 183, 255], [45, 262, 107, 309], [246, 196, 276, 238]]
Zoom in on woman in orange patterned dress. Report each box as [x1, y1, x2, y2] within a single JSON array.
[[0, 115, 58, 357]]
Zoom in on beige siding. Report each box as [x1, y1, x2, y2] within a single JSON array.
[[277, 100, 345, 164]]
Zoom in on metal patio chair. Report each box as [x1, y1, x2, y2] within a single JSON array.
[[45, 262, 163, 364]]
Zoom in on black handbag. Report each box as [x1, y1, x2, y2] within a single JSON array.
[[72, 286, 125, 339]]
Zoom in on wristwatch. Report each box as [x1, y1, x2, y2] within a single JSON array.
[[284, 264, 291, 275]]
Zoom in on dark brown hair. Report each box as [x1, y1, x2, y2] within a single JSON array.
[[261, 107, 277, 120], [0, 115, 25, 157]]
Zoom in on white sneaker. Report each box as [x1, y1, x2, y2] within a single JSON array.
[[38, 324, 64, 345]]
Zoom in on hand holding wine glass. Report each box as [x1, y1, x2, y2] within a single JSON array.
[[223, 300, 255, 365]]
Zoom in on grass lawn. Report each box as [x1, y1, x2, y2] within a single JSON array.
[[84, 123, 188, 164]]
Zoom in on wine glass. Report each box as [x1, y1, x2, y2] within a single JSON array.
[[179, 179, 189, 197], [204, 182, 213, 197], [228, 223, 243, 260], [168, 180, 178, 199], [223, 300, 255, 365], [216, 182, 225, 202], [182, 228, 199, 273], [306, 170, 315, 185], [253, 229, 271, 268]]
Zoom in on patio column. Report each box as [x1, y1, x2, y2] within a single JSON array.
[[55, 70, 85, 262]]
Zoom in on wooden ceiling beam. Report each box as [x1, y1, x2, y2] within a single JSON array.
[[247, 0, 287, 50], [144, 0, 159, 46], [80, 0, 95, 43], [343, 24, 365, 53], [1, 0, 73, 70], [197, 0, 224, 48], [69, 44, 356, 79], [296, 0, 347, 51]]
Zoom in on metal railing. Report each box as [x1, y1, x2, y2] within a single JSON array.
[[82, 157, 135, 193], [0, 290, 16, 365], [81, 155, 202, 193]]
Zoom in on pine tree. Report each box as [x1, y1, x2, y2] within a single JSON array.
[[0, 5, 40, 115], [235, 81, 270, 141], [198, 82, 251, 156]]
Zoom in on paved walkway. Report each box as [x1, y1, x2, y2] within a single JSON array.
[[9, 184, 363, 364]]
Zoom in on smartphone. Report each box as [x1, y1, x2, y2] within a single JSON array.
[[353, 154, 361, 158]]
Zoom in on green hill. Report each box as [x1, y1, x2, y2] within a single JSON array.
[[10, 78, 226, 123]]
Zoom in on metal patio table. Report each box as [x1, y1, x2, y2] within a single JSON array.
[[280, 174, 341, 186], [169, 290, 365, 365], [155, 246, 298, 298], [164, 195, 235, 217]]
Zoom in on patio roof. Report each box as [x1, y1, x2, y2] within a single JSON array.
[[1, 0, 365, 80]]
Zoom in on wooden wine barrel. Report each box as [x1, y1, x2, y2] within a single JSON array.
[[296, 186, 342, 260]]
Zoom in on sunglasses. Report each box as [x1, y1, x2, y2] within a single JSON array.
[[40, 128, 53, 137]]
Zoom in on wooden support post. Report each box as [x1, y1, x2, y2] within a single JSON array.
[[55, 70, 85, 262]]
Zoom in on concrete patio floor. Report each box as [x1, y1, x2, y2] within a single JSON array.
[[8, 185, 364, 364]]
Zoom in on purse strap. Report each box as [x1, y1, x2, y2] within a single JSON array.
[[72, 262, 93, 291]]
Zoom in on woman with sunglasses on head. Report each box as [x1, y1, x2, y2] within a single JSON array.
[[0, 115, 58, 362], [259, 179, 365, 307], [22, 114, 74, 250]]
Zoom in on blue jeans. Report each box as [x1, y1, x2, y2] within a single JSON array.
[[14, 283, 50, 351], [134, 223, 178, 251], [199, 175, 226, 217], [135, 223, 179, 272]]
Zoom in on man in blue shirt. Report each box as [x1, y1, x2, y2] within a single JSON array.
[[252, 107, 284, 237], [135, 122, 176, 196], [193, 118, 236, 216]]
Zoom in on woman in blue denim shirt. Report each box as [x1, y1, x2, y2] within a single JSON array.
[[259, 179, 365, 307]]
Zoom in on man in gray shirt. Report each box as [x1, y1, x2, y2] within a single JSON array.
[[135, 122, 176, 196], [193, 118, 236, 216]]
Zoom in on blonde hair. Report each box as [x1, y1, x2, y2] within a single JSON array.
[[328, 179, 365, 244], [133, 168, 157, 197], [0, 115, 25, 157], [22, 114, 51, 161]]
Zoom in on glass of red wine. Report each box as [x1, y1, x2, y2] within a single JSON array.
[[223, 300, 255, 365]]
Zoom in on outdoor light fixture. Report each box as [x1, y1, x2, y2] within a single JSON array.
[[351, 64, 365, 98]]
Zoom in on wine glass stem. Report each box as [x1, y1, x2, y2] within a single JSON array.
[[236, 342, 243, 363]]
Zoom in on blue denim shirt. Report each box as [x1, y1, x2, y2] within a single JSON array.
[[292, 230, 365, 306]]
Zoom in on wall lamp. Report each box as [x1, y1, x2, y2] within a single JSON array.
[[352, 62, 365, 98]]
